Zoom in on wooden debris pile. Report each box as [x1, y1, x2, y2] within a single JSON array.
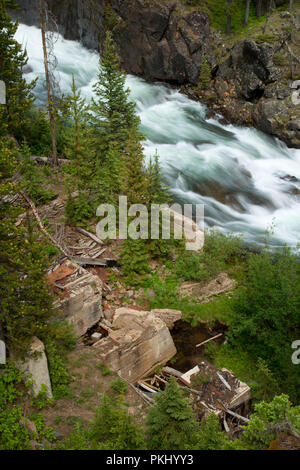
[[136, 360, 251, 436]]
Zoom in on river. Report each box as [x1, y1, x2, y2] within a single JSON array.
[[15, 24, 300, 248]]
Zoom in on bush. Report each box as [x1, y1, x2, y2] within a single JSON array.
[[175, 252, 209, 282], [111, 378, 128, 395], [45, 340, 71, 399], [229, 246, 300, 401], [198, 56, 212, 90], [120, 239, 151, 286], [65, 191, 94, 225]]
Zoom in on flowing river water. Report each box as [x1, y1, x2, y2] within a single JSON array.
[[15, 24, 300, 248]]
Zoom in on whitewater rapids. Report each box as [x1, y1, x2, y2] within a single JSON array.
[[15, 24, 300, 247]]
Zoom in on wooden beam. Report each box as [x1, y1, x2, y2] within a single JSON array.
[[225, 409, 250, 424], [196, 333, 223, 348], [76, 227, 103, 245], [71, 257, 107, 267]]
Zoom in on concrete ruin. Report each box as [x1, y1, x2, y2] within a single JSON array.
[[17, 337, 53, 398], [181, 360, 251, 420], [50, 260, 103, 337], [93, 307, 181, 382]]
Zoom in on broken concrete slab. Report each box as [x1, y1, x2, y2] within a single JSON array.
[[180, 272, 235, 302], [51, 260, 103, 337], [150, 309, 182, 329], [17, 337, 53, 399], [93, 307, 177, 383]]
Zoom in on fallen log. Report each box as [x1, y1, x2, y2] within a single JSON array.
[[162, 366, 183, 379], [225, 409, 250, 424], [217, 372, 232, 391], [70, 257, 107, 267], [223, 417, 230, 433], [20, 191, 70, 258], [76, 227, 103, 245], [154, 374, 167, 385], [29, 156, 70, 165], [118, 374, 154, 406], [138, 381, 158, 394], [196, 333, 223, 348]]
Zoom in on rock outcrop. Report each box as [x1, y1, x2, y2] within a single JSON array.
[[12, 0, 215, 85], [93, 307, 179, 382], [17, 337, 53, 398], [216, 39, 280, 101]]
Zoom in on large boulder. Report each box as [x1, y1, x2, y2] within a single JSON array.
[[17, 337, 53, 398], [93, 307, 178, 382], [217, 39, 279, 100]]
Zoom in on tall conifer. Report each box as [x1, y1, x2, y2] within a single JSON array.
[[0, 0, 36, 139]]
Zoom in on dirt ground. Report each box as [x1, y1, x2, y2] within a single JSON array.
[[42, 344, 149, 438]]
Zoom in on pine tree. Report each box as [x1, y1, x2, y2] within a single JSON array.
[[147, 151, 170, 205], [0, 138, 53, 356], [91, 31, 141, 158], [89, 394, 146, 450], [146, 377, 199, 450], [0, 0, 36, 140], [60, 76, 93, 185], [121, 129, 148, 205]]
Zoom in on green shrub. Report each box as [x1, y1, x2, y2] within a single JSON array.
[[256, 33, 277, 44], [65, 191, 94, 225], [120, 239, 151, 286], [175, 252, 209, 282], [229, 246, 300, 402], [273, 51, 288, 67], [111, 378, 128, 395], [45, 340, 71, 399], [198, 56, 212, 90]]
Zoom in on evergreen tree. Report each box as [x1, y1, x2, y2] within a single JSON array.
[[0, 0, 36, 140], [193, 414, 233, 450], [60, 76, 93, 185], [121, 129, 148, 205], [0, 138, 53, 356], [146, 377, 199, 450], [89, 394, 146, 450], [91, 31, 141, 158], [147, 151, 170, 205]]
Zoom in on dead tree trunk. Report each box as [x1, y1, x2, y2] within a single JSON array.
[[256, 0, 263, 17], [263, 0, 274, 34], [226, 0, 233, 36], [38, 0, 58, 167], [244, 0, 251, 27]]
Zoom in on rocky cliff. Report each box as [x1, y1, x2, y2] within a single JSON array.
[[12, 0, 215, 85]]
